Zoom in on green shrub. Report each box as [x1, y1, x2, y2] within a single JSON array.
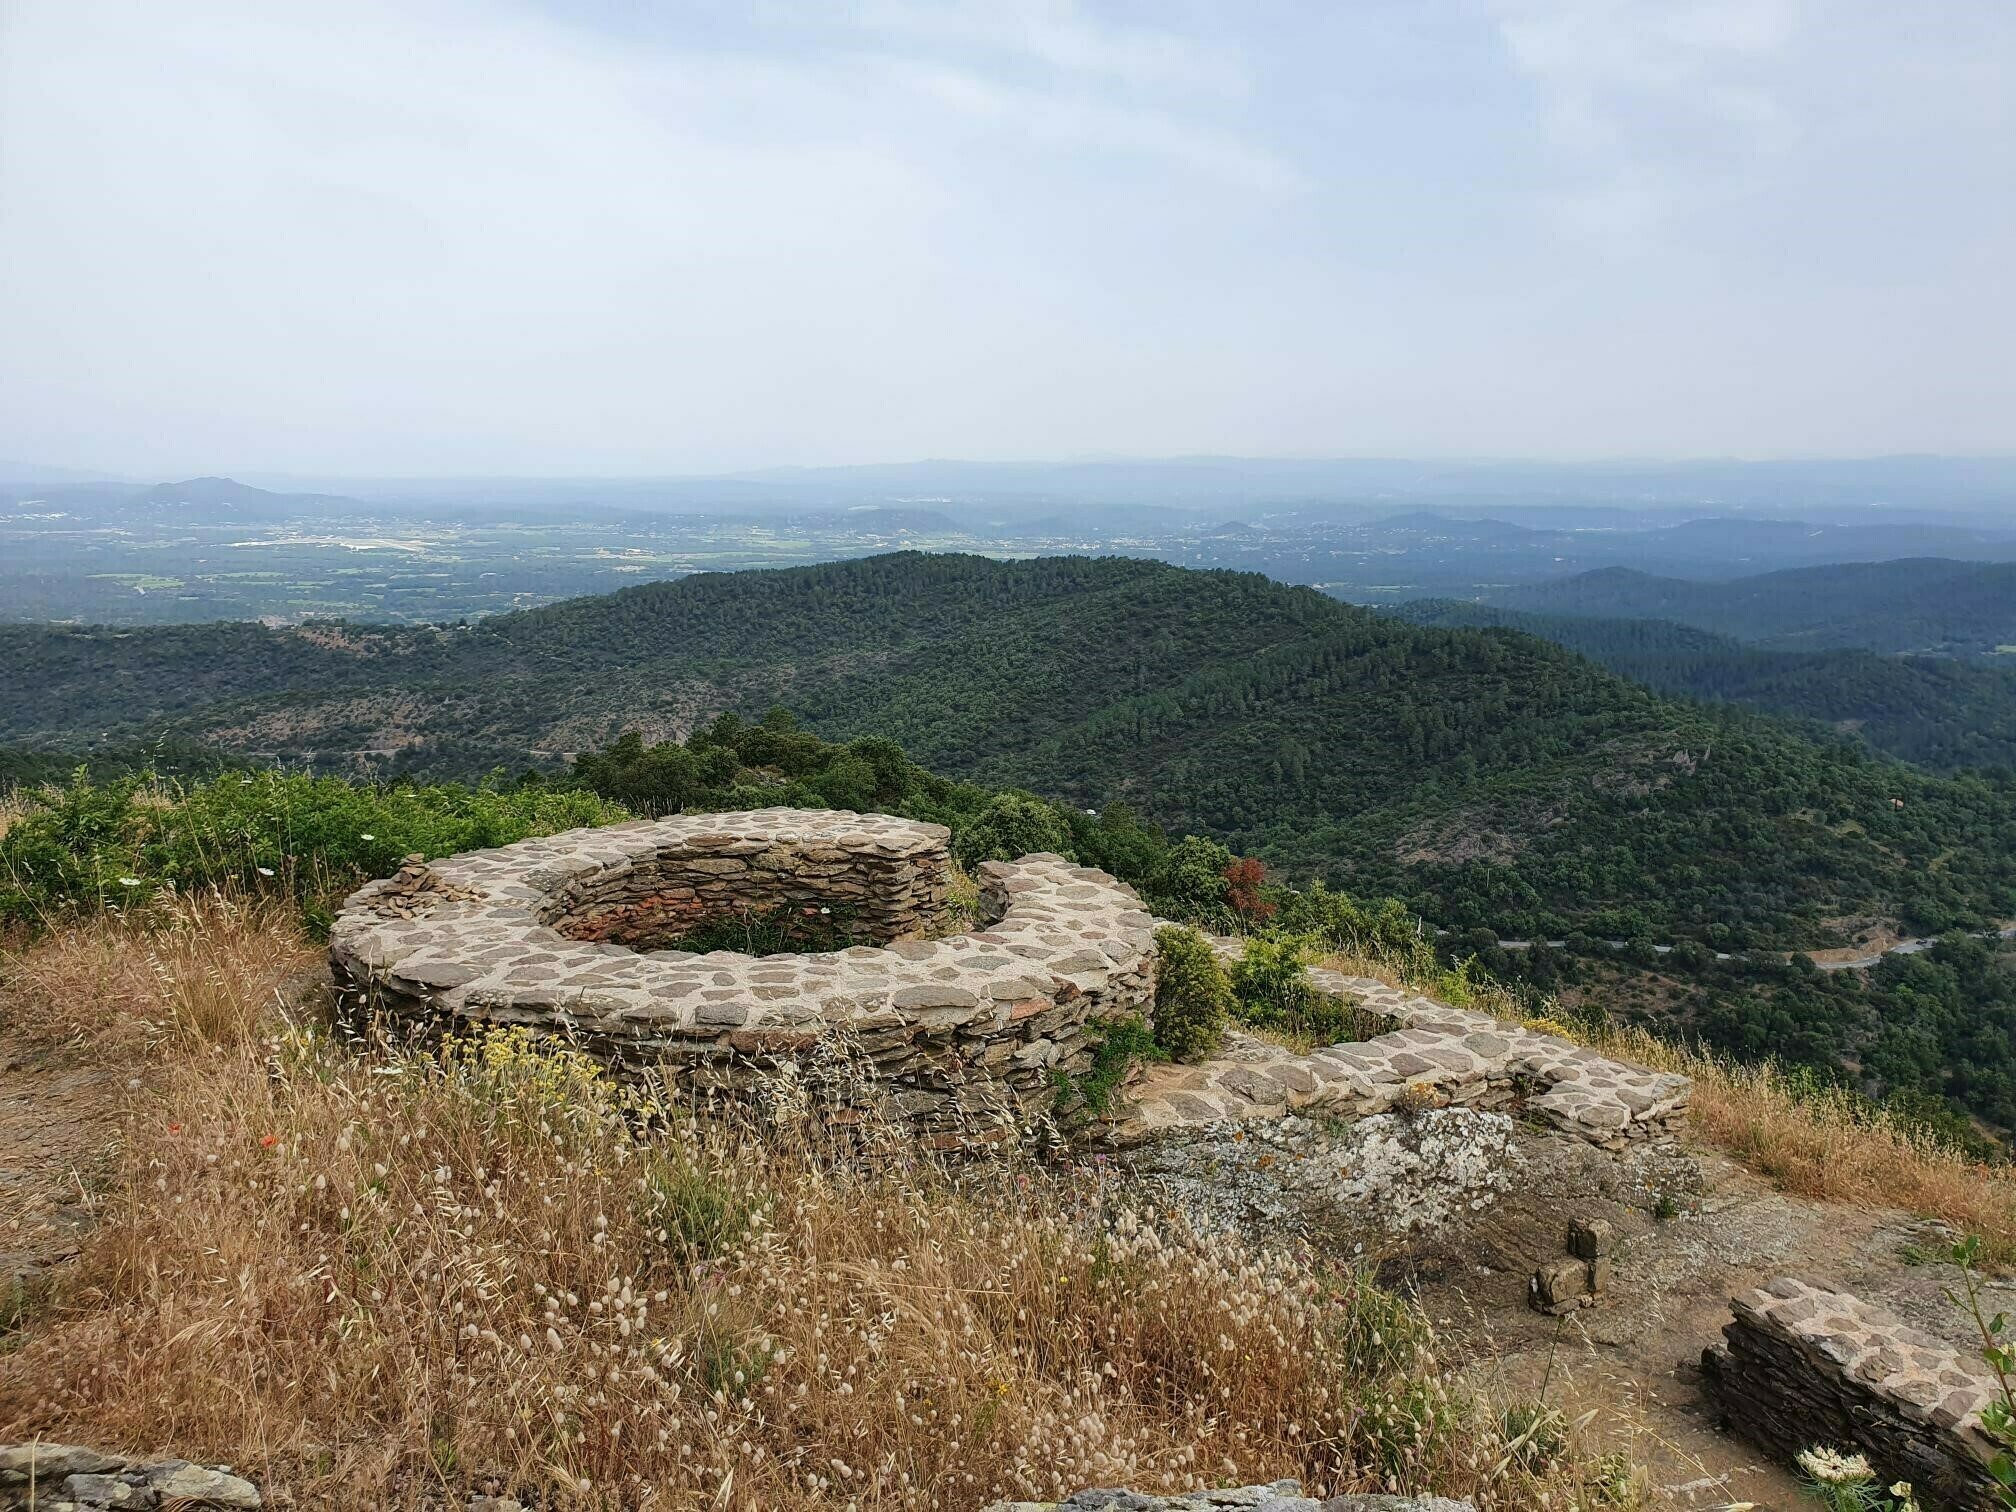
[[1152, 925, 1233, 1062], [1231, 930, 1318, 1022], [1053, 1014, 1161, 1116], [0, 770, 624, 922], [952, 790, 1073, 869], [1231, 929, 1383, 1050], [1144, 834, 1233, 923], [1272, 882, 1430, 965]]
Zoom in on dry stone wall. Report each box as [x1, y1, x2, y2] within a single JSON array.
[[1108, 947, 1689, 1150], [329, 811, 1156, 1139], [982, 1485, 1474, 1511], [542, 811, 950, 949], [329, 812, 1687, 1152], [1703, 1277, 2007, 1510]]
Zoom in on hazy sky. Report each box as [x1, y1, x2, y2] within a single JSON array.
[[2, 0, 2012, 475]]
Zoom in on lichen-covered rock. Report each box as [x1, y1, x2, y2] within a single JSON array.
[[1122, 1109, 1519, 1242], [0, 1443, 260, 1510], [980, 1484, 1474, 1511]]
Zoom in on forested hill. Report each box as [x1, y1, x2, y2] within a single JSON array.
[[6, 552, 2014, 944], [1482, 558, 2016, 655], [1392, 600, 2016, 772]]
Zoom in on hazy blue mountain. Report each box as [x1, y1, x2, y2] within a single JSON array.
[[1392, 598, 2016, 770], [1483, 560, 2016, 654]]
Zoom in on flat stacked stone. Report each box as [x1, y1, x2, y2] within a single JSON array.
[[1703, 1277, 2007, 1510], [1103, 935, 1689, 1149], [1, 1442, 259, 1510], [982, 1485, 1474, 1511], [329, 812, 1156, 1138]]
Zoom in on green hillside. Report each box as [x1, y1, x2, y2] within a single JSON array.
[[1393, 599, 2016, 771], [1484, 558, 2016, 654], [6, 552, 2014, 944]]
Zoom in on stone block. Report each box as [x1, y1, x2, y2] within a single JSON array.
[[1531, 1257, 1590, 1315], [1567, 1216, 1613, 1259]]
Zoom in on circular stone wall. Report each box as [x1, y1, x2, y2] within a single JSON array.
[[542, 808, 952, 950], [328, 809, 1157, 1139]]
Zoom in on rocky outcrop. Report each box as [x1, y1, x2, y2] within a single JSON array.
[[1122, 1108, 1520, 1241], [330, 812, 1157, 1139], [982, 1484, 1474, 1511], [0, 1442, 259, 1509], [1702, 1277, 2007, 1510]]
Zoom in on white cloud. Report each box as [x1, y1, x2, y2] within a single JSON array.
[[0, 0, 2010, 470], [1488, 0, 1802, 235], [854, 0, 1248, 95]]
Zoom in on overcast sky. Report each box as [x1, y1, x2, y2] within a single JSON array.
[[2, 0, 2012, 476]]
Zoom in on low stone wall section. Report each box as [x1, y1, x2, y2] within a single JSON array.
[[983, 1484, 1474, 1511], [1703, 1277, 2006, 1510], [1, 1442, 260, 1510], [1105, 942, 1689, 1149], [329, 812, 1156, 1137]]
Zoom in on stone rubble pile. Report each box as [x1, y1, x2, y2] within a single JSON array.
[[0, 1442, 259, 1510], [1702, 1277, 2007, 1510], [982, 1483, 1474, 1511], [362, 853, 488, 919], [1109, 948, 1690, 1151]]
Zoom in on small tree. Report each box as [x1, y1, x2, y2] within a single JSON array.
[[1152, 925, 1233, 1062], [1147, 835, 1233, 922], [953, 791, 1073, 869], [1222, 855, 1275, 925]]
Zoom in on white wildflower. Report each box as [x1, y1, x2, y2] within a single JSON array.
[[1796, 1446, 1873, 1484]]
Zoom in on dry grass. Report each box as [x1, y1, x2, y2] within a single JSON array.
[[0, 913, 1639, 1510], [0, 789, 36, 844], [1319, 949, 2016, 1267], [1593, 1024, 2016, 1265], [0, 890, 318, 1058]]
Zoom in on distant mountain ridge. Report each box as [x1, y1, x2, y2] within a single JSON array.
[[4, 552, 2011, 948], [1392, 598, 2016, 771], [1483, 559, 2016, 655]]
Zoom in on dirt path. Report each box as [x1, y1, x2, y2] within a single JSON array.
[[1391, 1133, 2015, 1509], [0, 1033, 126, 1315]]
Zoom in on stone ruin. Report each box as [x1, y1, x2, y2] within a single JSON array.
[[330, 810, 1157, 1140], [1108, 951, 1689, 1150], [328, 809, 1690, 1152], [982, 1486, 1474, 1511], [1705, 1277, 2010, 1509]]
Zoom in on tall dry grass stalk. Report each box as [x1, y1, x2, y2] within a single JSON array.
[[0, 889, 318, 1057], [1320, 949, 2016, 1266], [0, 919, 1635, 1509], [0, 792, 29, 842]]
